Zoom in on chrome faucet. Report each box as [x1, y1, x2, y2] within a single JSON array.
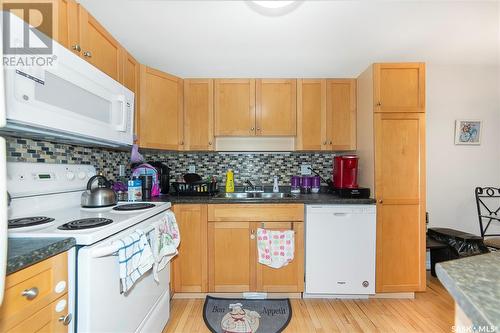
[[244, 180, 264, 193]]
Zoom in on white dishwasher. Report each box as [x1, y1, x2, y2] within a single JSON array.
[[305, 205, 376, 297]]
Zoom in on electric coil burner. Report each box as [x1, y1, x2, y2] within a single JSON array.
[[113, 203, 156, 211], [8, 216, 55, 229], [58, 218, 113, 230]]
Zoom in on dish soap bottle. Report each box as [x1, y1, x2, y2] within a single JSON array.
[[273, 175, 280, 193], [225, 169, 235, 193]]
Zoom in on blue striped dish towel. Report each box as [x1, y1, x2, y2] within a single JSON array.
[[115, 229, 155, 293]]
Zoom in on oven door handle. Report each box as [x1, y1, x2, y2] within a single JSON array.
[[90, 224, 157, 258]]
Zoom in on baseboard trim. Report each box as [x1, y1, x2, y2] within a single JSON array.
[[370, 292, 415, 299], [173, 292, 302, 299]]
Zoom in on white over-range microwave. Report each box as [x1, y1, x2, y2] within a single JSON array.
[[1, 13, 134, 147]]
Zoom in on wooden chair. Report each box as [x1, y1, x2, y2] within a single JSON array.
[[475, 187, 500, 249]]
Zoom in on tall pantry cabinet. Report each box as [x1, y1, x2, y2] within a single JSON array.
[[357, 63, 426, 293]]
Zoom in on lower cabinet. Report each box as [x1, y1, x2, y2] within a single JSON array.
[[172, 204, 305, 294], [0, 251, 70, 333], [171, 204, 208, 293]]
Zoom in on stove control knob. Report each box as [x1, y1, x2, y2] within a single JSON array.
[[77, 172, 87, 180], [66, 172, 75, 180]]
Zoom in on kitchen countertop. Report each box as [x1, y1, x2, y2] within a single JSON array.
[[151, 193, 376, 205], [7, 237, 76, 275], [436, 252, 500, 330]]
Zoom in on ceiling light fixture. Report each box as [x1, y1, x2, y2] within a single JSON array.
[[246, 0, 303, 17]]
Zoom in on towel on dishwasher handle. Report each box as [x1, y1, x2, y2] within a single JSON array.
[[116, 229, 155, 293], [257, 228, 294, 269], [150, 210, 180, 281]]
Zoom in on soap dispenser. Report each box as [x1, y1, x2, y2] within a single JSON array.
[[225, 169, 235, 193], [273, 175, 280, 193]]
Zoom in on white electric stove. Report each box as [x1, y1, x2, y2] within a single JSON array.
[[7, 162, 172, 333]]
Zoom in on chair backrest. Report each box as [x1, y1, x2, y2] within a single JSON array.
[[475, 187, 500, 237]]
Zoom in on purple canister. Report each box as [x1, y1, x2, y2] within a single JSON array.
[[312, 175, 321, 193], [301, 176, 312, 194], [290, 176, 301, 194]]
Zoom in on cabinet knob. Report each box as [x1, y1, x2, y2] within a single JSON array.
[[257, 127, 261, 131], [378, 199, 383, 204], [83, 51, 92, 58], [72, 44, 81, 52], [21, 287, 39, 300], [208, 141, 212, 146], [250, 127, 255, 131], [59, 313, 72, 326], [376, 101, 382, 107], [329, 140, 332, 145]]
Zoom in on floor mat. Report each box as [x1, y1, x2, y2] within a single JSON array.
[[203, 296, 292, 333]]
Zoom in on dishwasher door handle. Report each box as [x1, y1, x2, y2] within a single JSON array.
[[333, 212, 349, 217]]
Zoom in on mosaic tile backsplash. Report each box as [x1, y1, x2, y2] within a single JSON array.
[[5, 136, 337, 186]]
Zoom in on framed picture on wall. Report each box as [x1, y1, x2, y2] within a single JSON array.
[[455, 120, 482, 145]]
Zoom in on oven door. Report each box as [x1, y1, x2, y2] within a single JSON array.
[[77, 213, 171, 333]]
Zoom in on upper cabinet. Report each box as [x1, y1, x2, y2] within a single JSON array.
[[79, 6, 124, 82], [296, 79, 356, 151], [326, 79, 357, 151], [184, 79, 214, 150], [122, 51, 140, 137], [138, 66, 183, 150], [373, 63, 425, 113], [256, 79, 297, 136], [214, 79, 256, 136], [296, 79, 327, 151], [56, 0, 80, 55]]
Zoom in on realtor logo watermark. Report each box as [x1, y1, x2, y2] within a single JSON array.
[[452, 325, 498, 333], [2, 2, 56, 67]]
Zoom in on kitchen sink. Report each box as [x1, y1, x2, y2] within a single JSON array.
[[213, 192, 294, 200]]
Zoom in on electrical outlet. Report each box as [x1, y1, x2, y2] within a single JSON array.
[[188, 165, 196, 173], [118, 165, 126, 177], [301, 164, 312, 175]]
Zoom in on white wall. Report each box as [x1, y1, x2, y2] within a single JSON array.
[[426, 64, 500, 234]]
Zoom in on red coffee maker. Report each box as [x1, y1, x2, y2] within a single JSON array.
[[332, 155, 359, 189]]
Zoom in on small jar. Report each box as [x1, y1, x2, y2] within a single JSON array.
[[301, 176, 312, 194]]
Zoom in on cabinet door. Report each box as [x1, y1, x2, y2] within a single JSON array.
[[326, 79, 357, 151], [214, 79, 256, 136], [122, 52, 140, 138], [138, 66, 183, 150], [6, 294, 69, 333], [172, 204, 208, 293], [208, 222, 256, 292], [56, 0, 80, 55], [255, 222, 304, 292], [79, 6, 123, 82], [184, 79, 214, 150], [256, 79, 297, 136], [374, 113, 426, 292], [374, 63, 425, 113], [296, 79, 327, 150]]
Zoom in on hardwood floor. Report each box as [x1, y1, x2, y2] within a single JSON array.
[[163, 275, 454, 333]]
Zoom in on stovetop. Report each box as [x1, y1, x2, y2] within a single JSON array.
[[8, 200, 171, 245]]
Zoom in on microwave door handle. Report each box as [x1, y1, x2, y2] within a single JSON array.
[[115, 95, 128, 132]]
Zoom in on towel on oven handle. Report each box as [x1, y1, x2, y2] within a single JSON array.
[[150, 210, 180, 281], [115, 229, 155, 293]]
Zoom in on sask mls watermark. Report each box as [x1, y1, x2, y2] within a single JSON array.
[[2, 2, 56, 67]]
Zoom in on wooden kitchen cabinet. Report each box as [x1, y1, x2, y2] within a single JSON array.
[[214, 79, 256, 136], [0, 252, 69, 333], [374, 112, 426, 292], [138, 65, 183, 150], [55, 0, 80, 55], [79, 6, 124, 82], [373, 63, 425, 113], [171, 204, 208, 293], [256, 79, 297, 136], [357, 62, 426, 293], [296, 79, 327, 150], [208, 222, 256, 292], [255, 222, 304, 292], [183, 79, 214, 150], [326, 79, 357, 150], [207, 204, 304, 293], [122, 51, 140, 137]]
